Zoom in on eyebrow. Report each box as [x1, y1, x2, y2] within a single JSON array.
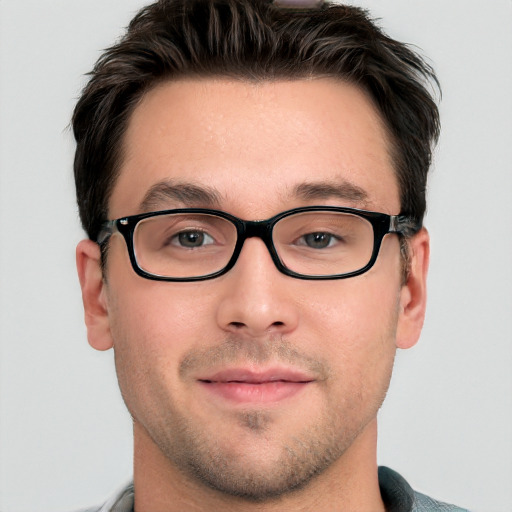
[[293, 180, 368, 204], [139, 180, 222, 212], [139, 178, 369, 213]]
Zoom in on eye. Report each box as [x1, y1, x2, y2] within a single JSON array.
[[299, 232, 339, 249], [171, 230, 215, 248]]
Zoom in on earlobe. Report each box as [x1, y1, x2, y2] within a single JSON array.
[[395, 228, 430, 350], [76, 239, 114, 351]]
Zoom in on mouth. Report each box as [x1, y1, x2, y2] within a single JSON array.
[[197, 368, 315, 404]]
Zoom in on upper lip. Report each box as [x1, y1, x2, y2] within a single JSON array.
[[198, 367, 315, 384]]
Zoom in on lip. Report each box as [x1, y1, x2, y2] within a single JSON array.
[[197, 367, 314, 404]]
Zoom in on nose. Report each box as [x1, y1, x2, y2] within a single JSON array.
[[215, 237, 300, 338]]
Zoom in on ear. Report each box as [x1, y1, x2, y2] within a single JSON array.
[[395, 228, 430, 350], [76, 239, 114, 351]]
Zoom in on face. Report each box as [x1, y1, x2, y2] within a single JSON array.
[[77, 78, 428, 502]]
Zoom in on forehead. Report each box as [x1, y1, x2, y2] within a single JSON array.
[[110, 78, 399, 218]]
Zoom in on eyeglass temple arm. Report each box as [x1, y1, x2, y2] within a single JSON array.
[[389, 215, 422, 237], [96, 220, 119, 245]]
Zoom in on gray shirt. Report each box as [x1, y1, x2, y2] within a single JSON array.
[[80, 466, 470, 512]]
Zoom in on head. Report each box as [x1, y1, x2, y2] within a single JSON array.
[[74, 1, 439, 507]]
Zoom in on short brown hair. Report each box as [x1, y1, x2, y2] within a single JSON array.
[[73, 0, 440, 241]]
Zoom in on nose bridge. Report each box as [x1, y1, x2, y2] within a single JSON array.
[[216, 219, 299, 337]]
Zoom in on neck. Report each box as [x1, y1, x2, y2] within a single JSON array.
[[132, 419, 385, 512]]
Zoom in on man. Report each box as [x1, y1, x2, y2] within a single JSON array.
[[73, 0, 468, 510]]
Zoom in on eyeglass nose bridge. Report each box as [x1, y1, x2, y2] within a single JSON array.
[[229, 218, 283, 273]]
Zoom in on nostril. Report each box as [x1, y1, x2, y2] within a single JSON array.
[[229, 321, 285, 329]]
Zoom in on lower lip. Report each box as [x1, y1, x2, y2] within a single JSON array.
[[199, 381, 309, 403]]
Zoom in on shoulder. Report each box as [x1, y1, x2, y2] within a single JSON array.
[[72, 481, 134, 512], [412, 491, 470, 512], [379, 466, 470, 512]]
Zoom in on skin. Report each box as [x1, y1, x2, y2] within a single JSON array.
[[77, 78, 429, 512]]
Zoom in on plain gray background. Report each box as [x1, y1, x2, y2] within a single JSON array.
[[0, 1, 511, 511]]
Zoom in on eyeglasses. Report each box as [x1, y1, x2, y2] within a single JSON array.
[[97, 206, 420, 281]]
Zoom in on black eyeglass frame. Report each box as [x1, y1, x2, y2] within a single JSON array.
[[97, 206, 421, 282]]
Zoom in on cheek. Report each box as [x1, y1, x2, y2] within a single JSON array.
[[105, 277, 231, 418], [108, 283, 219, 368], [302, 274, 400, 340], [105, 281, 207, 419], [299, 268, 401, 382], [106, 238, 219, 352]]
